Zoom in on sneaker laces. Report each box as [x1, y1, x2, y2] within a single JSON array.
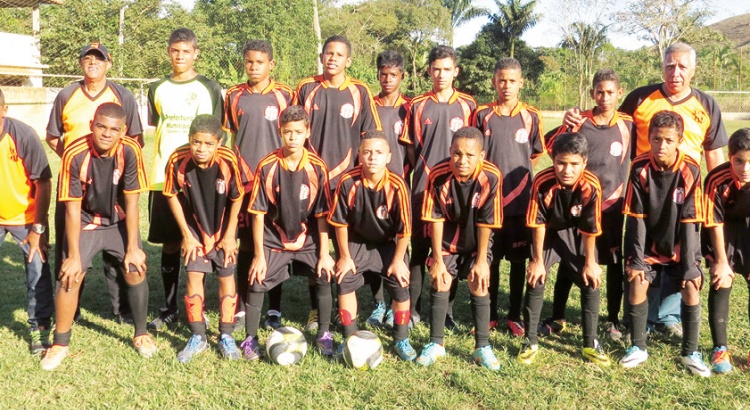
[[185, 335, 204, 350], [396, 339, 415, 354], [240, 337, 257, 353], [220, 336, 237, 351]]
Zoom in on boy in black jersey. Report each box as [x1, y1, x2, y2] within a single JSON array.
[[703, 128, 750, 374], [163, 115, 244, 363], [519, 132, 610, 367], [620, 111, 709, 377], [328, 130, 415, 361]]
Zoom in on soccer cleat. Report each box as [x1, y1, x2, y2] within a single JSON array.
[[445, 315, 458, 332], [218, 334, 240, 360], [240, 336, 261, 362], [488, 320, 499, 331], [582, 340, 611, 367], [394, 338, 417, 362], [605, 321, 622, 341], [473, 345, 501, 371], [41, 345, 69, 371], [383, 309, 394, 330], [682, 351, 711, 377], [366, 301, 387, 327], [517, 340, 539, 365], [264, 313, 282, 330], [711, 346, 732, 374], [416, 342, 446, 367], [316, 331, 335, 357], [537, 318, 566, 337], [29, 329, 44, 355], [620, 346, 648, 368], [148, 308, 179, 331], [177, 334, 208, 363], [305, 309, 319, 332], [507, 320, 525, 337], [134, 334, 158, 358]]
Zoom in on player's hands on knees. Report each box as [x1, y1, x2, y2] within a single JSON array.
[[181, 235, 203, 265], [124, 247, 147, 276], [682, 275, 703, 291], [429, 259, 450, 292], [387, 258, 410, 287], [469, 259, 490, 293], [582, 262, 602, 289], [625, 266, 646, 284], [334, 256, 356, 284], [59, 256, 83, 291], [248, 254, 267, 285], [526, 259, 546, 287], [563, 107, 584, 128], [317, 252, 335, 282], [22, 230, 48, 263], [709, 261, 735, 290], [216, 236, 238, 268]]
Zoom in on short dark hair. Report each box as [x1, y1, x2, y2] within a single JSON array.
[[592, 68, 620, 88], [494, 57, 522, 73], [94, 102, 126, 121], [361, 129, 389, 147], [551, 132, 588, 159], [189, 114, 222, 139], [728, 128, 750, 157], [648, 110, 684, 137], [376, 50, 404, 72], [322, 35, 351, 57], [169, 28, 198, 49], [279, 105, 310, 127], [451, 126, 484, 150], [428, 45, 456, 66], [242, 40, 273, 61]]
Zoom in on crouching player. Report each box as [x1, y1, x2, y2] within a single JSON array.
[[519, 132, 610, 367], [328, 130, 416, 361], [242, 106, 336, 360], [42, 103, 156, 370], [163, 115, 244, 362], [703, 128, 750, 374], [416, 126, 503, 371], [620, 111, 708, 376]]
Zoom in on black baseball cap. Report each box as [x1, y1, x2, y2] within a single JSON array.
[[79, 43, 111, 61]]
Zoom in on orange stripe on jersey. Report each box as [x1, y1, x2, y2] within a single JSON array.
[[703, 166, 732, 227], [307, 152, 331, 216], [421, 162, 453, 222], [526, 169, 557, 228], [328, 148, 353, 183], [476, 161, 503, 229], [582, 170, 603, 235], [351, 78, 382, 131], [503, 173, 529, 207], [387, 171, 413, 237], [58, 139, 92, 201], [121, 138, 148, 194]]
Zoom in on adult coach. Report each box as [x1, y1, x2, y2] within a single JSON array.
[[45, 42, 143, 324]]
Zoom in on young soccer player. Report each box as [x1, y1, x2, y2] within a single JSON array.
[[163, 115, 244, 362], [543, 69, 634, 340], [416, 126, 502, 371], [147, 28, 224, 330], [702, 128, 750, 374], [401, 45, 477, 328], [241, 106, 336, 360], [224, 40, 294, 330], [41, 103, 156, 370], [328, 130, 415, 360], [472, 57, 544, 336], [620, 111, 708, 377]]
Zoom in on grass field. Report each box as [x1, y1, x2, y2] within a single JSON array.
[[1, 118, 750, 409]]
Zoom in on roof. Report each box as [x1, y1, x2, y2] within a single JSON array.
[[0, 0, 64, 7]]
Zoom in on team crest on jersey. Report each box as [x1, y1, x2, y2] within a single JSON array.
[[570, 204, 583, 217], [515, 128, 529, 144], [264, 106, 279, 121], [340, 103, 354, 119], [112, 169, 121, 185], [376, 205, 388, 219], [187, 92, 198, 104], [610, 141, 623, 157], [449, 117, 464, 132], [300, 184, 310, 200], [216, 179, 226, 195], [471, 192, 481, 208], [393, 120, 404, 136], [673, 187, 685, 204]]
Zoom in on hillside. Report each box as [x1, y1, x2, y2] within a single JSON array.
[[710, 13, 750, 48]]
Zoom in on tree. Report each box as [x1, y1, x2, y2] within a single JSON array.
[[442, 0, 489, 46], [486, 0, 539, 59], [559, 21, 609, 108]]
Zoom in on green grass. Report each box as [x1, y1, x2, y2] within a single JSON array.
[[1, 120, 750, 408]]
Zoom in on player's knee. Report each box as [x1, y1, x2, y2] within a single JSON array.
[[123, 270, 145, 286]]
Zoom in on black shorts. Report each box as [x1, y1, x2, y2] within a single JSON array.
[[185, 249, 235, 277], [596, 211, 624, 265], [542, 227, 588, 273], [237, 194, 253, 244], [410, 195, 431, 267], [643, 262, 704, 284], [702, 223, 750, 277], [337, 241, 410, 301], [249, 248, 330, 293], [427, 251, 493, 281], [147, 191, 182, 244], [62, 223, 142, 274], [491, 215, 531, 262]]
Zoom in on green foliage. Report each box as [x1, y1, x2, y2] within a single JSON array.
[[0, 7, 32, 34], [486, 0, 539, 58]]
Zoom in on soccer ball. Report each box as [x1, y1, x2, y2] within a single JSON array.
[[343, 330, 383, 370], [267, 326, 307, 366]]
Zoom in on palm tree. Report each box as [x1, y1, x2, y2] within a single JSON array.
[[486, 0, 539, 58], [442, 0, 489, 46], [559, 22, 609, 107]]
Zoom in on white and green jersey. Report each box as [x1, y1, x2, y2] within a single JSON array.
[[147, 74, 223, 190]]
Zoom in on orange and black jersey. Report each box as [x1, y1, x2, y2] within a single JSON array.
[[328, 166, 411, 244], [58, 136, 148, 230], [224, 80, 294, 189], [623, 151, 703, 269], [472, 101, 544, 216], [400, 89, 476, 196], [527, 168, 602, 236], [374, 94, 410, 178], [422, 159, 502, 254], [0, 117, 52, 225], [619, 84, 728, 163], [294, 75, 381, 189], [704, 162, 750, 228], [546, 110, 634, 214], [249, 148, 331, 251], [163, 146, 244, 254], [46, 80, 143, 148]]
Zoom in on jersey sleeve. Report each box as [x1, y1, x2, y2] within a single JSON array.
[[58, 152, 83, 202], [578, 180, 602, 236], [358, 84, 382, 133], [623, 164, 647, 218], [162, 153, 181, 197], [421, 175, 445, 222], [112, 83, 143, 137], [618, 89, 642, 117], [15, 122, 52, 180], [122, 143, 148, 194], [45, 89, 69, 138], [399, 102, 415, 145], [327, 179, 351, 227], [529, 111, 545, 158], [147, 80, 161, 127], [394, 181, 412, 237], [697, 91, 729, 151], [312, 164, 331, 218], [680, 164, 704, 223], [703, 172, 726, 227], [228, 156, 245, 202], [526, 177, 548, 228], [249, 166, 270, 214], [477, 169, 503, 229]]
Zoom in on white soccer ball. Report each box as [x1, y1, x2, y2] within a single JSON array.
[[267, 326, 307, 366], [343, 330, 384, 370]]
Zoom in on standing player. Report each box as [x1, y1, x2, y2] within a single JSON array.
[[519, 132, 610, 367], [401, 45, 477, 328], [224, 40, 294, 330], [472, 57, 544, 336], [241, 106, 335, 360], [147, 28, 224, 330], [163, 115, 243, 362], [416, 127, 502, 371], [620, 111, 708, 377], [0, 90, 54, 354], [702, 128, 750, 374], [41, 103, 156, 370], [328, 131, 416, 360]]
